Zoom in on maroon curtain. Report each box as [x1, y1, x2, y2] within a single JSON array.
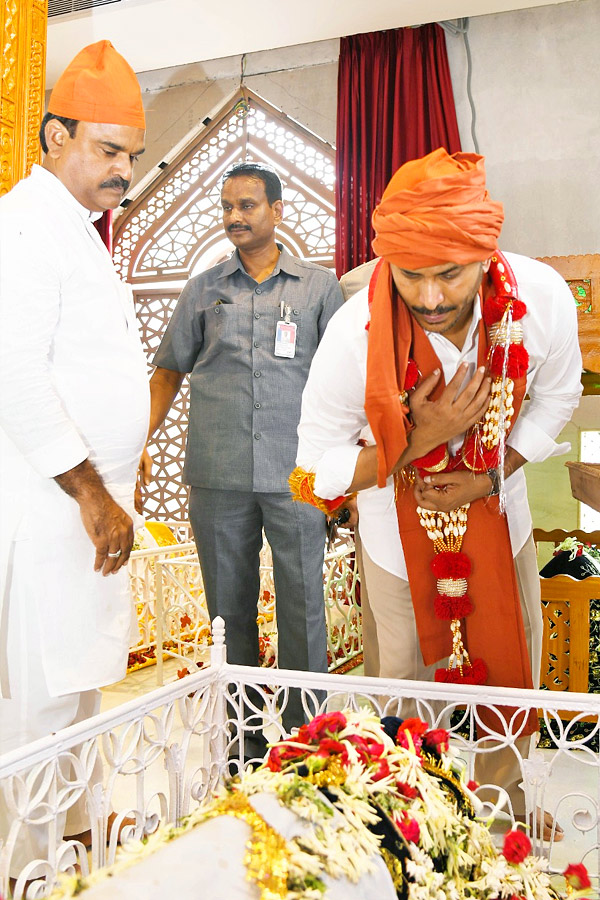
[[94, 209, 113, 254], [335, 25, 462, 277]]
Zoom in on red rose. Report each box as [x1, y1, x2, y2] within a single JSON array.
[[466, 779, 479, 792], [399, 815, 421, 843], [401, 718, 429, 736], [314, 738, 349, 764], [306, 711, 347, 741], [396, 731, 422, 753], [396, 781, 419, 799], [347, 733, 368, 751], [296, 724, 312, 744], [266, 746, 284, 771], [396, 719, 428, 754], [281, 744, 305, 761], [364, 739, 385, 758], [372, 758, 390, 781], [563, 864, 591, 891], [267, 740, 309, 771], [423, 728, 449, 754], [502, 829, 532, 864]]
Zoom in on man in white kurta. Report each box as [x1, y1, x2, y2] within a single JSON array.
[[296, 149, 582, 830], [0, 40, 148, 866]]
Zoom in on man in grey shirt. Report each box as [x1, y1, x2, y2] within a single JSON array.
[[147, 162, 343, 756]]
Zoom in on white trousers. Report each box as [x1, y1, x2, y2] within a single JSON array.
[[0, 542, 104, 874], [358, 533, 543, 815]]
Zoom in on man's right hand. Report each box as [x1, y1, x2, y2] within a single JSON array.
[[55, 458, 134, 576], [409, 363, 491, 453], [79, 492, 134, 576]]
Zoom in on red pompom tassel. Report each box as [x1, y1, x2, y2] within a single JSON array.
[[509, 299, 527, 321], [430, 551, 471, 579], [484, 296, 527, 326], [434, 594, 473, 620], [435, 658, 488, 685], [488, 344, 529, 379], [404, 359, 419, 391], [483, 295, 509, 326]]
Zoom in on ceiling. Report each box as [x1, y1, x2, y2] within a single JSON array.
[[46, 0, 577, 86]]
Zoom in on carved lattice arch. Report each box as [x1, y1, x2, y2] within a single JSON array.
[[113, 89, 336, 520]]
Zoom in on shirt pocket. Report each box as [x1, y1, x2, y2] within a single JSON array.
[[287, 305, 320, 361], [201, 302, 251, 359]]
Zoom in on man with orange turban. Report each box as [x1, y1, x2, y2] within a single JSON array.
[[295, 148, 582, 836], [0, 41, 148, 872]]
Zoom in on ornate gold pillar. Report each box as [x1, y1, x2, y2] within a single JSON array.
[[0, 0, 47, 196]]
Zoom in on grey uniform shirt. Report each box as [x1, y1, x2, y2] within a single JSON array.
[[153, 245, 343, 492]]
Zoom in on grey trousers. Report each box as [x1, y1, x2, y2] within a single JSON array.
[[189, 487, 328, 744]]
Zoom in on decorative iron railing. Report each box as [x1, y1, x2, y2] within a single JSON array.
[[1, 618, 598, 898], [127, 530, 360, 681]]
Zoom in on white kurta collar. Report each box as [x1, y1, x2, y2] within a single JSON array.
[[30, 164, 104, 223]]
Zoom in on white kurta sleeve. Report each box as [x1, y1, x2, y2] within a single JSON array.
[[296, 294, 369, 500], [507, 265, 583, 464], [0, 215, 89, 478]]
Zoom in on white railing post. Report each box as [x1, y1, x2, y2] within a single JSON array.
[[208, 617, 228, 778], [155, 561, 165, 686]]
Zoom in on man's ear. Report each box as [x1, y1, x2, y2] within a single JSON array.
[[272, 199, 284, 225], [482, 257, 492, 274], [43, 118, 71, 158]]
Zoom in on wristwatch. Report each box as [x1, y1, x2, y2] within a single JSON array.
[[486, 467, 502, 496]]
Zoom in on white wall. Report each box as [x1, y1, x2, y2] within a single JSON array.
[[130, 0, 599, 258], [132, 40, 339, 191], [445, 0, 600, 257]]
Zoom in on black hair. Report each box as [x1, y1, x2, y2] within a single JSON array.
[[39, 112, 79, 154], [221, 161, 283, 205]]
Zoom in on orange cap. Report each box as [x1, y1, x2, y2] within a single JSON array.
[[48, 40, 145, 129], [372, 148, 503, 269]]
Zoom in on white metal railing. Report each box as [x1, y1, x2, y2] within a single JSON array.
[[127, 529, 361, 682], [1, 618, 599, 898]]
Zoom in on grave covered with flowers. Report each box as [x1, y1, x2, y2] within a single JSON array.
[[51, 710, 593, 900]]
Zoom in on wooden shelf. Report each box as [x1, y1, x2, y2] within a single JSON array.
[[566, 461, 600, 513]]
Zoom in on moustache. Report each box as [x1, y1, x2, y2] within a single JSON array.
[[100, 176, 130, 193], [228, 224, 251, 233], [413, 306, 455, 316]]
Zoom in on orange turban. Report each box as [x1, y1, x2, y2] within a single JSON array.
[[371, 148, 503, 269], [48, 40, 145, 129]]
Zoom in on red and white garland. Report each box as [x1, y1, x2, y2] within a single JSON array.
[[405, 252, 528, 685]]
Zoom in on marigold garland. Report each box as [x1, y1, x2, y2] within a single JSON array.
[[288, 466, 346, 515]]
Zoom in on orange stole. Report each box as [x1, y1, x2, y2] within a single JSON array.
[[402, 297, 537, 735], [364, 258, 537, 736]]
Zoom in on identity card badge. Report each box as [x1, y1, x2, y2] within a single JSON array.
[[274, 303, 297, 358]]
